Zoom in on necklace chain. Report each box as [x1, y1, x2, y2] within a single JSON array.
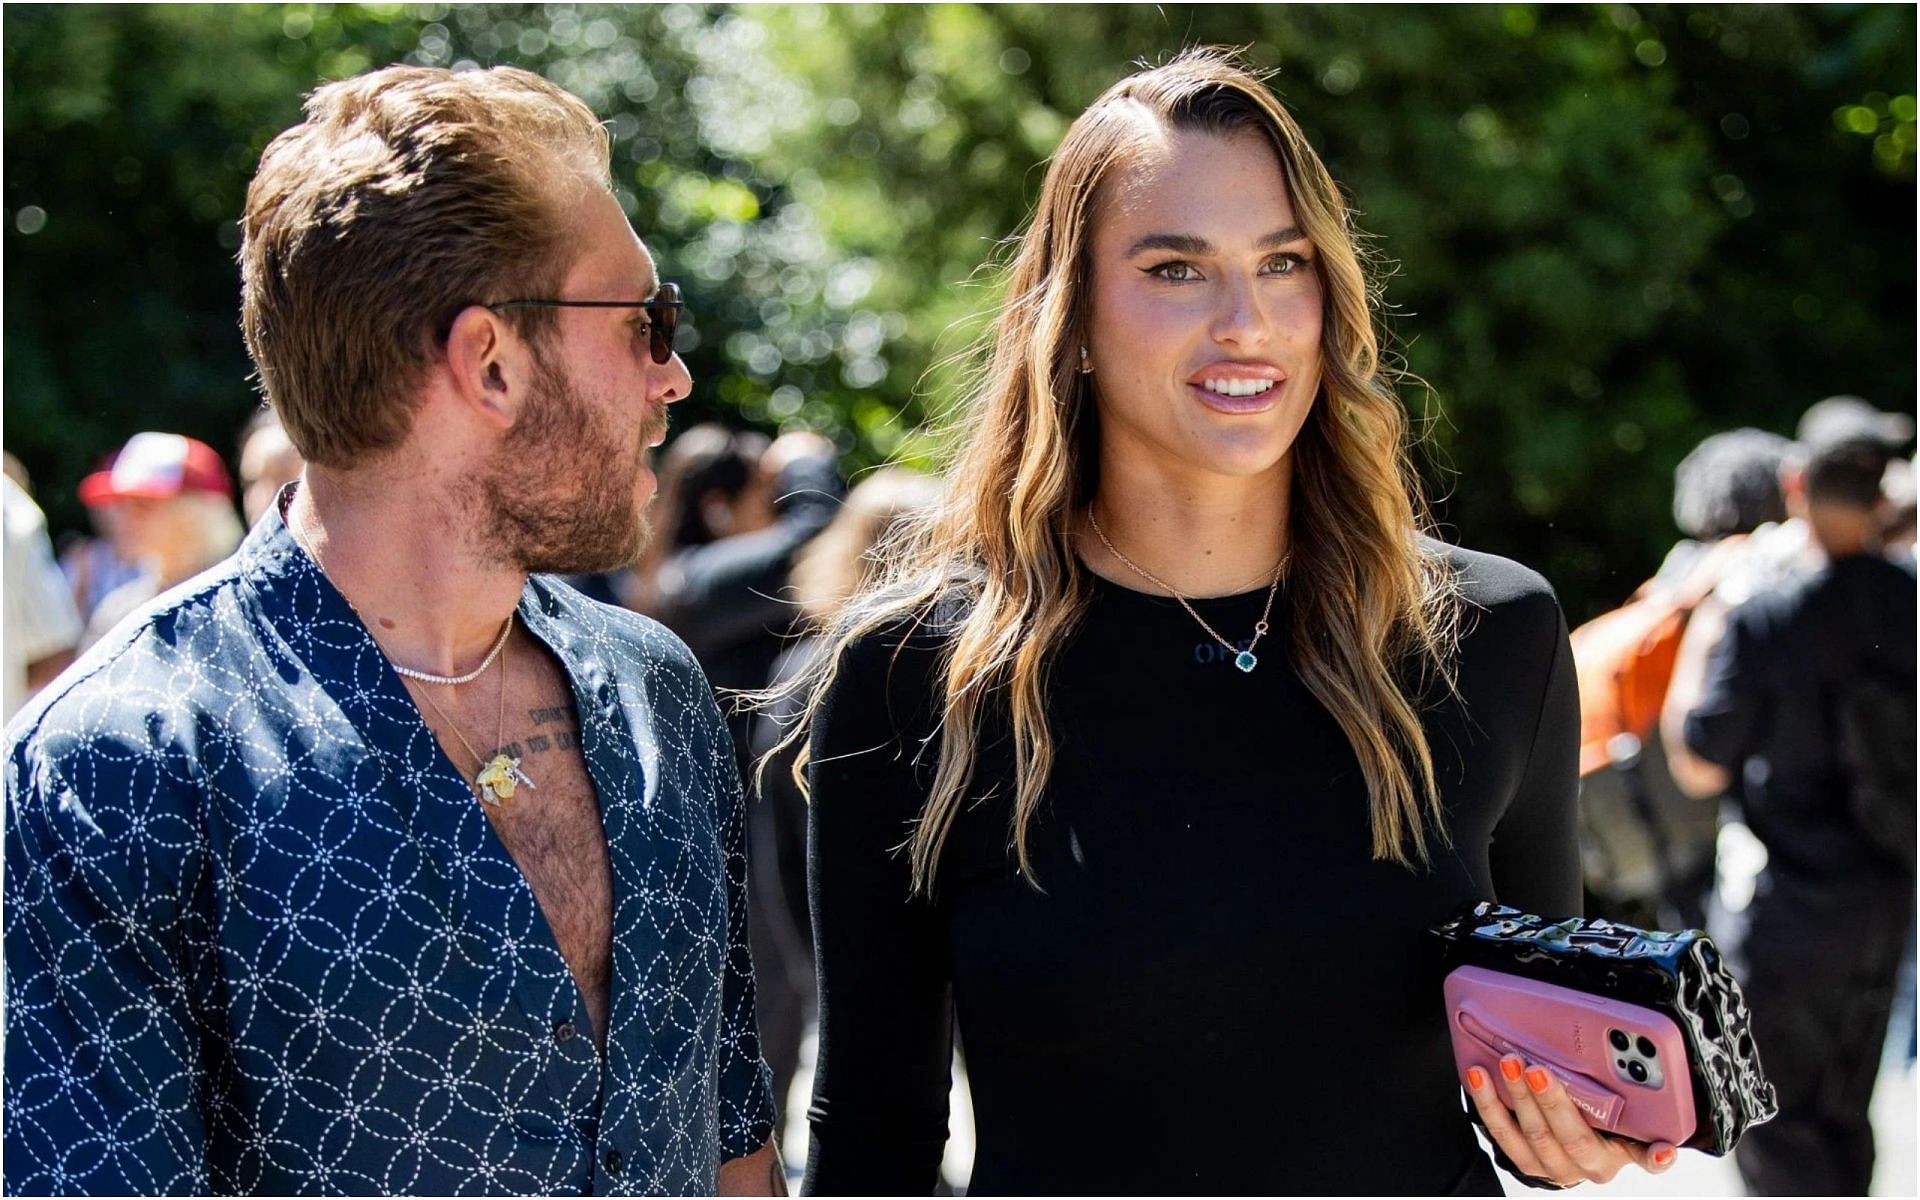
[[285, 494, 533, 806], [287, 500, 512, 685], [1087, 510, 1287, 672]]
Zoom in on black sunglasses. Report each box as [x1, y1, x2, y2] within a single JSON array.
[[489, 281, 684, 364]]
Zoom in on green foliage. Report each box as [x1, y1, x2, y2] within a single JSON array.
[[4, 4, 1912, 619]]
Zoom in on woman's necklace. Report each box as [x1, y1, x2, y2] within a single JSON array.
[[287, 500, 535, 806], [1087, 511, 1288, 674]]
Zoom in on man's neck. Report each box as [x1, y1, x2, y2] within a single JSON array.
[[1080, 452, 1293, 598], [288, 467, 529, 676], [1807, 505, 1874, 562]]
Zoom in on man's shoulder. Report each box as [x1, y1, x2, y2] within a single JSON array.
[[529, 575, 711, 688], [8, 556, 257, 756]]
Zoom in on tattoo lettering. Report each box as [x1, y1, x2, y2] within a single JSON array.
[[528, 706, 570, 726], [526, 734, 552, 753], [555, 729, 577, 750]]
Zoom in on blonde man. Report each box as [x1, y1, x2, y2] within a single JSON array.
[[4, 66, 780, 1195]]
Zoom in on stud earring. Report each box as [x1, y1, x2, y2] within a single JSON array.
[[1078, 345, 1092, 375]]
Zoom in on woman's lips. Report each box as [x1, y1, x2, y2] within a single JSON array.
[[1190, 378, 1282, 414]]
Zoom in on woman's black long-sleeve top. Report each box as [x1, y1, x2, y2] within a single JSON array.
[[802, 542, 1581, 1196]]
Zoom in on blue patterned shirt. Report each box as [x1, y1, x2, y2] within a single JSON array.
[[3, 502, 775, 1195]]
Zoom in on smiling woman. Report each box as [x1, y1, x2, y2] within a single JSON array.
[[771, 47, 1671, 1196]]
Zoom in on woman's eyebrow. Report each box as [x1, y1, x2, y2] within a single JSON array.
[[1125, 226, 1308, 257], [1125, 232, 1211, 257], [1255, 225, 1308, 249]]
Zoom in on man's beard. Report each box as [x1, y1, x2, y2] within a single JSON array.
[[470, 348, 654, 576]]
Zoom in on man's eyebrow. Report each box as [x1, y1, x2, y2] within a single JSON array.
[[1124, 226, 1309, 257]]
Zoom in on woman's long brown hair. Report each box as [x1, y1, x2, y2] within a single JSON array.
[[759, 47, 1461, 896]]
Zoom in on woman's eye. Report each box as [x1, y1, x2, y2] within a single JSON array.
[[1263, 253, 1312, 276], [1145, 261, 1199, 282]]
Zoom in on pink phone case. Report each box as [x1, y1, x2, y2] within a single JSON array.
[[1444, 965, 1697, 1147]]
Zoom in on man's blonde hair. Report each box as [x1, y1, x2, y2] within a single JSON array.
[[240, 65, 612, 466]]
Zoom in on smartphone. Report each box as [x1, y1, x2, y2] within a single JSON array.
[[1444, 964, 1697, 1147]]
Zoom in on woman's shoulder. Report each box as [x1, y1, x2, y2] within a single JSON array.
[[1422, 535, 1562, 617]]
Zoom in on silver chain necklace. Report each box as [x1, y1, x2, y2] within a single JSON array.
[[286, 503, 513, 685], [1087, 510, 1288, 674], [286, 499, 535, 804]]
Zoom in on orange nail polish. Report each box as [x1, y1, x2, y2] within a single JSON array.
[[1525, 1067, 1550, 1093], [1466, 1066, 1488, 1090], [1653, 1148, 1675, 1166], [1500, 1057, 1524, 1082]]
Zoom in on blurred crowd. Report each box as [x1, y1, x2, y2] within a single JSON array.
[[1567, 394, 1916, 1196], [3, 393, 1911, 1192]]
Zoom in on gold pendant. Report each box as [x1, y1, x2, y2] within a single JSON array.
[[474, 754, 534, 806]]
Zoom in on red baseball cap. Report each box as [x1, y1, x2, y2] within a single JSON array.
[[79, 432, 235, 508]]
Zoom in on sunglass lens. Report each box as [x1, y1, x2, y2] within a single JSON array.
[[651, 283, 681, 365]]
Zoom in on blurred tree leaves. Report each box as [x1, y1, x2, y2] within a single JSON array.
[[4, 3, 1912, 619]]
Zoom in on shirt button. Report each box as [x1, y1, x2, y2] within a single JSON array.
[[604, 1149, 623, 1177], [554, 1020, 575, 1044]]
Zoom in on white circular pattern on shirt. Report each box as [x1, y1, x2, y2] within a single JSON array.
[[2, 520, 775, 1194]]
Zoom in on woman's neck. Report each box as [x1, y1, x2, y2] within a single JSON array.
[[1079, 457, 1293, 598]]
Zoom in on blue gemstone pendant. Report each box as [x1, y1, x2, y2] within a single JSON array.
[[1234, 650, 1258, 673]]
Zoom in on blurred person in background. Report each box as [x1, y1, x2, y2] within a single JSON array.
[[650, 423, 844, 1133], [778, 50, 1674, 1194], [75, 431, 243, 648], [651, 427, 843, 710], [236, 406, 305, 526], [746, 467, 943, 1130], [1673, 428, 1916, 1196], [1878, 454, 1915, 553], [624, 422, 771, 613], [4, 64, 779, 1195], [1571, 428, 1790, 933], [2, 456, 82, 722], [56, 471, 143, 626]]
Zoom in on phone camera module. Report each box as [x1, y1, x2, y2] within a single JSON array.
[[1628, 1060, 1649, 1083], [1608, 1029, 1630, 1052], [1636, 1036, 1657, 1058]]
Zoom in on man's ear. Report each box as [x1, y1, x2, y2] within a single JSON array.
[[444, 305, 527, 431]]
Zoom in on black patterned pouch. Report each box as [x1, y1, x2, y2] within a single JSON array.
[[1429, 901, 1778, 1157]]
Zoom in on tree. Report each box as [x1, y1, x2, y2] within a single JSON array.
[[6, 4, 1912, 619]]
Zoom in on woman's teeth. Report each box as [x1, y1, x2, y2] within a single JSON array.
[[1200, 378, 1276, 398]]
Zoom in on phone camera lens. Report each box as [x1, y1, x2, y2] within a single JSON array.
[[1637, 1036, 1657, 1058], [1628, 1060, 1649, 1083], [1609, 1030, 1630, 1051]]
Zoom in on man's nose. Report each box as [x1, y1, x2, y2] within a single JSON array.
[[653, 353, 693, 405]]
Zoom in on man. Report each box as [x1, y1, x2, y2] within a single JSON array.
[[4, 66, 780, 1195], [1673, 429, 1916, 1195]]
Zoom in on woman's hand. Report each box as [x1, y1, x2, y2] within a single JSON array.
[[1464, 1055, 1678, 1187]]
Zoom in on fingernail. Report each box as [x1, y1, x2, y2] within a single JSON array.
[[1525, 1066, 1550, 1093], [1466, 1066, 1488, 1090], [1653, 1148, 1675, 1167], [1500, 1056, 1524, 1082]]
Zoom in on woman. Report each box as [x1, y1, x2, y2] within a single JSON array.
[[783, 50, 1677, 1194]]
